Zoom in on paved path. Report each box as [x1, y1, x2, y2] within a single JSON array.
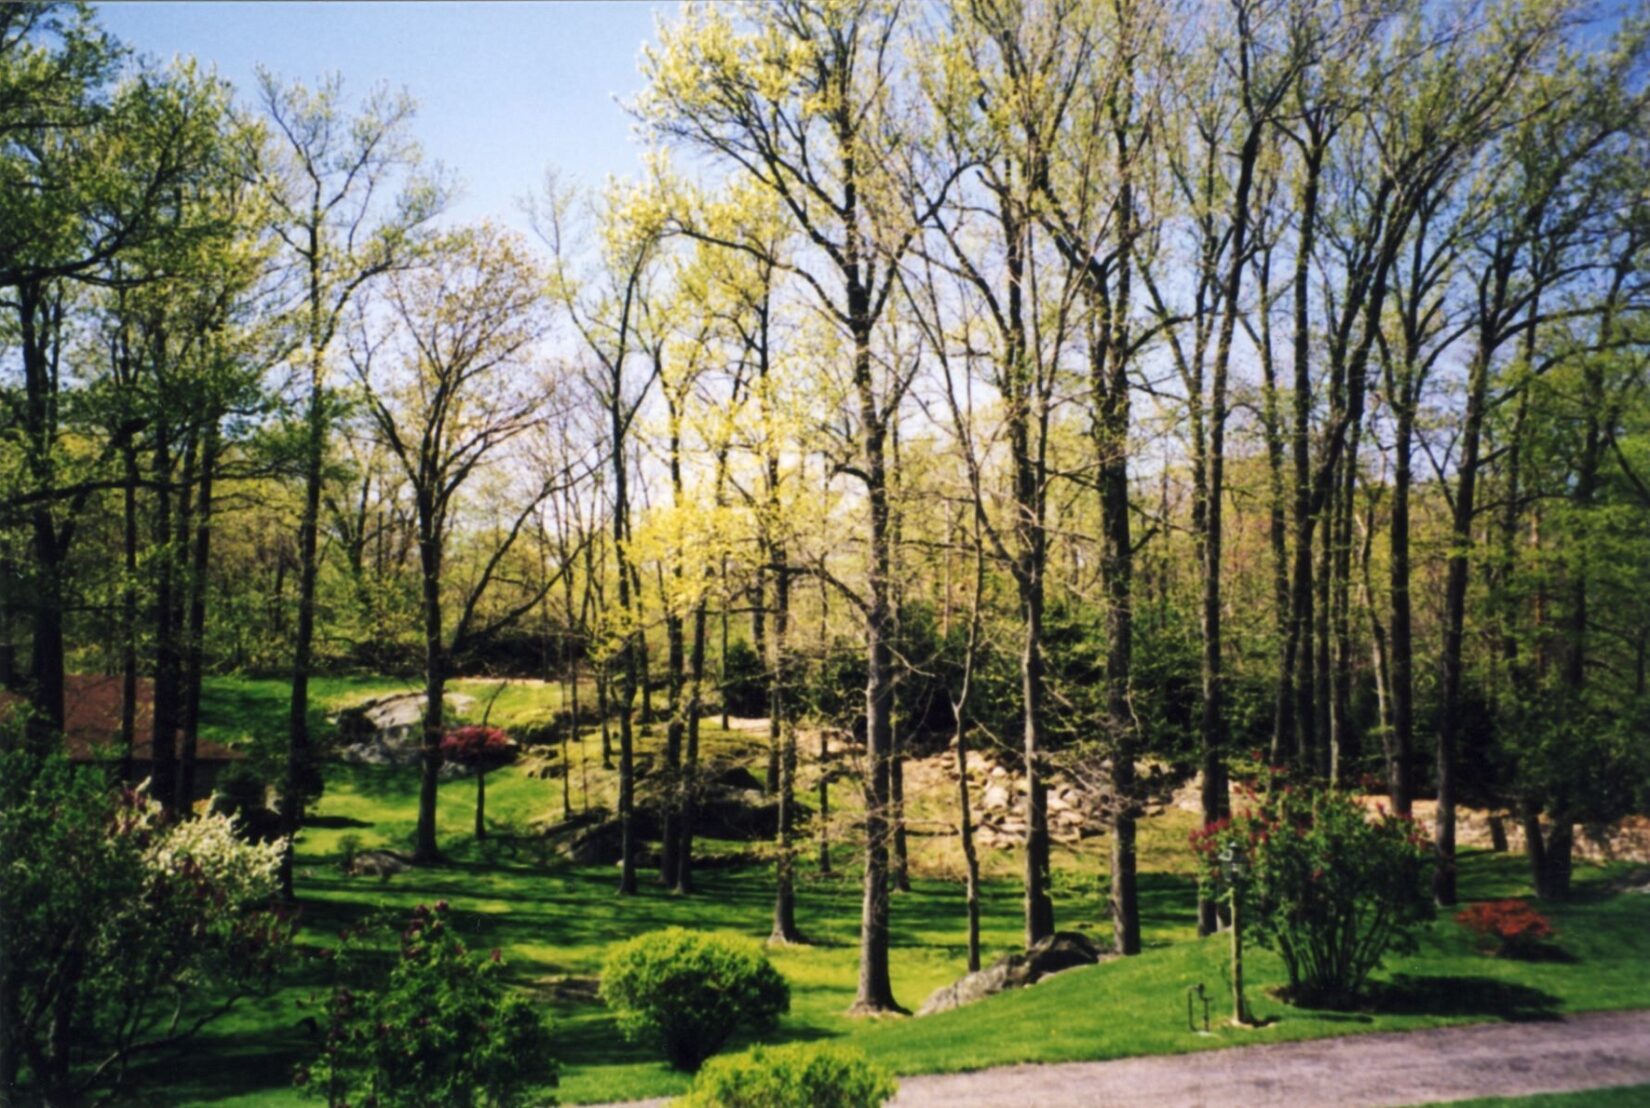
[[588, 1010, 1650, 1107]]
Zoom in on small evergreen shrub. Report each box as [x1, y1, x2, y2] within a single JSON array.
[[1192, 774, 1433, 1007], [674, 1043, 897, 1108], [1455, 899, 1555, 957], [600, 928, 789, 1070]]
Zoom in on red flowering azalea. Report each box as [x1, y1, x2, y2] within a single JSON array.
[[1455, 899, 1555, 958], [439, 725, 515, 769], [440, 726, 516, 840]]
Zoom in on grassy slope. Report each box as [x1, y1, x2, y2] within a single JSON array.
[[136, 676, 1650, 1106]]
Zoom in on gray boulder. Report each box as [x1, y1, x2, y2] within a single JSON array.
[[344, 849, 413, 880], [331, 691, 475, 766], [917, 931, 1106, 1016]]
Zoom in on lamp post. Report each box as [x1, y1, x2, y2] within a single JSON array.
[[1218, 842, 1251, 1027]]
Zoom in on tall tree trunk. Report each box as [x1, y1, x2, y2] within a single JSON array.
[[1435, 343, 1491, 906], [770, 558, 803, 942], [1097, 257, 1139, 956], [1101, 438, 1138, 955], [413, 515, 446, 864], [953, 507, 987, 973], [890, 726, 911, 894], [661, 418, 686, 885], [178, 418, 219, 810], [850, 305, 901, 1013], [561, 656, 575, 821], [818, 727, 833, 875], [1283, 141, 1325, 773], [1312, 498, 1333, 778], [120, 444, 140, 783], [677, 593, 707, 893], [1330, 418, 1361, 785], [1021, 591, 1053, 944], [18, 282, 69, 747], [282, 350, 328, 899], [1541, 317, 1610, 897], [1259, 272, 1293, 767], [150, 425, 184, 813], [1388, 402, 1417, 814], [888, 413, 912, 897], [596, 664, 612, 770], [1196, 95, 1263, 935], [1359, 501, 1394, 750], [720, 554, 731, 732], [613, 417, 639, 898]]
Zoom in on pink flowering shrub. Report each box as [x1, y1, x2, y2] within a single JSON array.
[[1192, 770, 1433, 1007]]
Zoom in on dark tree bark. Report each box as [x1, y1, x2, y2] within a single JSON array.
[[1195, 46, 1267, 934], [951, 507, 987, 973], [1329, 416, 1361, 784], [281, 362, 326, 896], [1282, 133, 1326, 773], [150, 422, 185, 813], [770, 561, 803, 943], [413, 503, 446, 863], [660, 370, 687, 886], [120, 441, 140, 783], [178, 417, 219, 810]]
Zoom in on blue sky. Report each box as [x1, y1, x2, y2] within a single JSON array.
[[98, 2, 669, 231]]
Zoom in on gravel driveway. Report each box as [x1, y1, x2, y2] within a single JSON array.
[[585, 1010, 1650, 1107], [886, 1010, 1650, 1107]]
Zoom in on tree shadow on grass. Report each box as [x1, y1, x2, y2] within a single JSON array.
[[1496, 943, 1580, 965], [1371, 974, 1562, 1021], [306, 814, 374, 829]]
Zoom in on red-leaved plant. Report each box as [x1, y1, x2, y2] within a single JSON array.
[[440, 725, 516, 839], [1454, 899, 1554, 958]]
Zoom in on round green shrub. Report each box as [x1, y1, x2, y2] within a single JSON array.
[[599, 928, 790, 1071], [674, 1043, 897, 1108]]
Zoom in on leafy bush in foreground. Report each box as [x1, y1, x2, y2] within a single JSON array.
[[600, 927, 789, 1070], [1, 741, 294, 1102], [674, 1043, 897, 1108], [298, 902, 556, 1107]]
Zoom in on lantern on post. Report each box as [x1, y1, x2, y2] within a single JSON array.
[[1218, 841, 1251, 1027]]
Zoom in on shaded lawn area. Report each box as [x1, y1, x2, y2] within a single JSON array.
[[136, 677, 1650, 1106]]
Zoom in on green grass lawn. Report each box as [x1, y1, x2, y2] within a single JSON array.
[[197, 673, 571, 749], [1428, 1086, 1650, 1106], [129, 676, 1650, 1106]]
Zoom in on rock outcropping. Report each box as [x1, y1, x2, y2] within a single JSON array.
[[917, 931, 1108, 1016], [331, 691, 475, 766]]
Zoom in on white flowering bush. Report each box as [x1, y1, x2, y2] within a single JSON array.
[[141, 794, 286, 903], [2, 746, 297, 1101]]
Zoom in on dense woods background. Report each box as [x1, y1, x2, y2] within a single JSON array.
[[4, 0, 1649, 1031]]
